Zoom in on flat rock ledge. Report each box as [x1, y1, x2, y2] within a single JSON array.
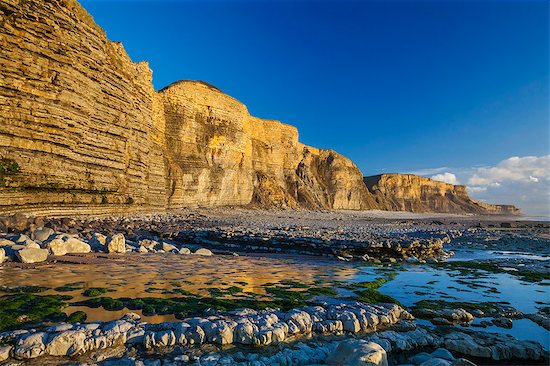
[[101, 328, 545, 366], [0, 302, 410, 361], [0, 302, 547, 365]]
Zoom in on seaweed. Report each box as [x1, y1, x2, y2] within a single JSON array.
[[0, 294, 72, 331]]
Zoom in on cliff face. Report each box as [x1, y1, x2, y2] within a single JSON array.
[[160, 81, 378, 210], [0, 0, 518, 216], [0, 0, 166, 215], [0, 0, 377, 215], [364, 174, 520, 215]]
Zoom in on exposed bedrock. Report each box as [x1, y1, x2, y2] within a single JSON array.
[[0, 0, 518, 216], [364, 174, 520, 215], [0, 303, 545, 364]]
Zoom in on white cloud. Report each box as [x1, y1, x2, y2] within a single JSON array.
[[431, 172, 459, 185], [416, 155, 550, 216], [467, 155, 550, 186]]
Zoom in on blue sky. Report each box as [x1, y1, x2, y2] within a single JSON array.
[[81, 0, 549, 215]]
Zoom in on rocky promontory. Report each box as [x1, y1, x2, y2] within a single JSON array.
[[0, 0, 519, 216], [365, 174, 520, 215]]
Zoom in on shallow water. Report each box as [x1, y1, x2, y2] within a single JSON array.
[[451, 249, 550, 262], [0, 253, 360, 322], [0, 251, 548, 349]]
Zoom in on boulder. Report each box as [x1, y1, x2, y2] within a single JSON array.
[[46, 235, 91, 256], [45, 330, 87, 356], [15, 248, 49, 263], [14, 332, 48, 359], [1, 213, 29, 232], [0, 247, 5, 263], [0, 345, 11, 362], [89, 233, 107, 250], [444, 333, 492, 359], [30, 227, 54, 243], [15, 235, 40, 248], [326, 339, 388, 366], [441, 309, 474, 323], [0, 238, 15, 246], [46, 239, 67, 256], [160, 242, 178, 252], [431, 348, 455, 361], [491, 317, 512, 329], [106, 233, 126, 253], [195, 248, 213, 256], [138, 239, 158, 250], [410, 352, 432, 365], [420, 359, 452, 366], [179, 247, 191, 255]]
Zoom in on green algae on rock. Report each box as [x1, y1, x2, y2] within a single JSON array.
[[0, 294, 72, 331], [82, 287, 114, 297]]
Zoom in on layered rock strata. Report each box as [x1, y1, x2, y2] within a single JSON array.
[[0, 0, 518, 215], [0, 0, 377, 215], [364, 174, 520, 215], [1, 305, 545, 363], [1, 302, 412, 360]]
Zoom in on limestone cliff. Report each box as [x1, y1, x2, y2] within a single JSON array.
[[0, 0, 377, 214], [160, 81, 378, 210], [364, 174, 520, 215], [0, 0, 166, 215], [0, 0, 518, 216]]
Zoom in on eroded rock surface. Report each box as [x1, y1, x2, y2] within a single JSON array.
[[365, 174, 520, 215], [0, 0, 517, 216]]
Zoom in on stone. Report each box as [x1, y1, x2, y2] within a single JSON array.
[[15, 235, 40, 248], [420, 359, 451, 366], [14, 332, 48, 359], [46, 236, 91, 256], [491, 317, 513, 329], [45, 330, 86, 356], [440, 309, 474, 323], [410, 352, 432, 365], [89, 233, 107, 250], [138, 239, 158, 250], [179, 247, 191, 255], [195, 248, 213, 256], [160, 242, 177, 252], [31, 227, 54, 243], [326, 339, 388, 366], [443, 333, 492, 359], [15, 248, 49, 263], [0, 238, 15, 246], [138, 245, 148, 253], [0, 248, 5, 263], [0, 345, 12, 362], [431, 348, 455, 361], [431, 318, 453, 326], [106, 234, 126, 254]]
